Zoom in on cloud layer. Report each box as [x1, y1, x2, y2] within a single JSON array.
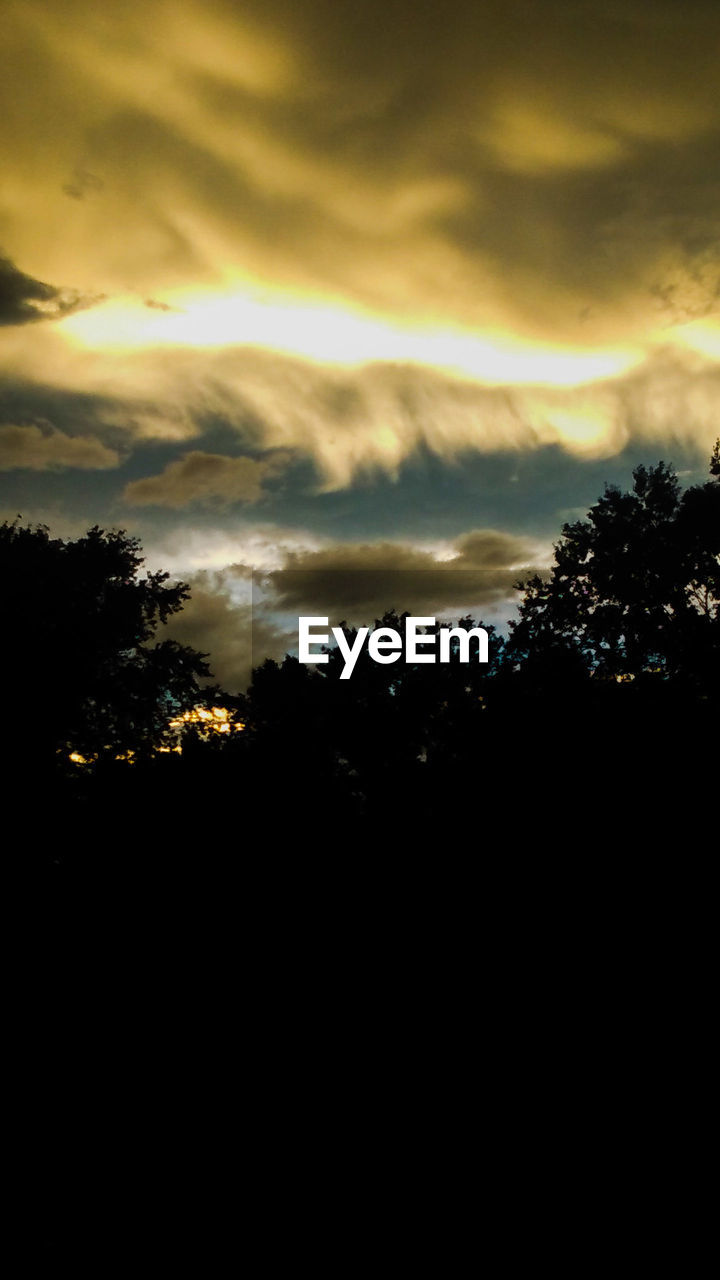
[[2, 0, 719, 636], [0, 422, 119, 470], [123, 449, 288, 507], [3, 0, 720, 487], [5, 0, 720, 339], [265, 527, 537, 623]]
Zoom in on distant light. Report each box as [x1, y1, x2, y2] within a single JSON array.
[[65, 706, 243, 764]]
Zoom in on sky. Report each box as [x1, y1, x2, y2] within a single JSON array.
[[2, 0, 720, 689]]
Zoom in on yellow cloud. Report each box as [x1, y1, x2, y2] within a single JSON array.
[[3, 0, 720, 487], [486, 102, 624, 173], [57, 288, 641, 387]]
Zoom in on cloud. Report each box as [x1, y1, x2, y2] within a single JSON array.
[[161, 572, 292, 692], [5, 0, 720, 339], [140, 523, 325, 576], [0, 257, 97, 327], [265, 528, 537, 623], [4, 332, 719, 494], [122, 449, 289, 507], [156, 526, 540, 689], [0, 422, 119, 470], [3, 0, 720, 494]]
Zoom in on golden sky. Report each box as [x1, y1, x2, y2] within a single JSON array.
[[2, 0, 720, 684]]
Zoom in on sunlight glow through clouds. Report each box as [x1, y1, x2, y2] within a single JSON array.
[[57, 286, 643, 388], [47, 286, 720, 478], [672, 319, 720, 363]]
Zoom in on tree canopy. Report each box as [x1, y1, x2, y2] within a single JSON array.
[[0, 520, 212, 770], [507, 440, 720, 692]]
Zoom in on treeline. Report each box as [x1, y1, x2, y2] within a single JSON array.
[[5, 441, 718, 866]]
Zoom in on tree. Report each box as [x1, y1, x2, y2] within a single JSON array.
[[507, 440, 720, 691], [0, 520, 213, 769]]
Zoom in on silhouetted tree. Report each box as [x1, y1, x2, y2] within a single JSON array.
[[508, 441, 720, 693], [0, 520, 212, 772], [237, 610, 504, 825]]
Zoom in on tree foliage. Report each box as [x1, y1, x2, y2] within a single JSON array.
[[508, 441, 720, 690], [0, 520, 212, 767]]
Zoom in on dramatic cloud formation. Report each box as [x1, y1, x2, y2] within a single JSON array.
[[3, 1, 720, 470], [2, 0, 719, 687], [4, 0, 719, 338], [5, 334, 718, 494]]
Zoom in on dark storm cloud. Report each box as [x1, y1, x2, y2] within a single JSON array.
[[0, 257, 97, 327], [265, 528, 536, 623]]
